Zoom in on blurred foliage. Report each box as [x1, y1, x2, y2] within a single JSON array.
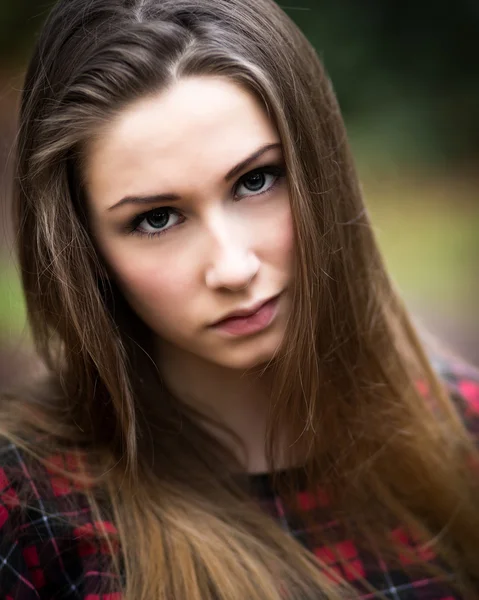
[[283, 0, 479, 166], [366, 176, 479, 310], [0, 260, 26, 337]]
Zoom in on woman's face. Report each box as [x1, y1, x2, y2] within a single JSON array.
[[84, 76, 294, 370]]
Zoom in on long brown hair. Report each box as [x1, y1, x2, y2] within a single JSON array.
[[3, 0, 479, 598]]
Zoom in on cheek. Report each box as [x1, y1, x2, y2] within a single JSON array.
[[103, 245, 195, 327], [259, 195, 295, 269]]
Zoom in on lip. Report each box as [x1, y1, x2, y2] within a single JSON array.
[[212, 294, 280, 325], [210, 293, 282, 337]]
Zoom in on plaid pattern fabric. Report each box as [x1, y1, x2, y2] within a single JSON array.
[[1, 358, 478, 599]]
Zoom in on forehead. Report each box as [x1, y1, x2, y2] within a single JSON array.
[[84, 76, 279, 208]]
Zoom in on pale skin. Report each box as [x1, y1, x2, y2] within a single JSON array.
[[84, 76, 294, 472]]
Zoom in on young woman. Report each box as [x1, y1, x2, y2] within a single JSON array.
[[1, 0, 478, 598]]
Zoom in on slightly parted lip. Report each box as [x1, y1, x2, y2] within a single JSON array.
[[211, 293, 280, 326]]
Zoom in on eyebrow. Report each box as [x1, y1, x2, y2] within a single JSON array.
[[107, 141, 282, 211]]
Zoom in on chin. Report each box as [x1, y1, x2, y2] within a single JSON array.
[[210, 332, 284, 371]]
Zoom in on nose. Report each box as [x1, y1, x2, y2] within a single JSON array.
[[204, 220, 260, 292]]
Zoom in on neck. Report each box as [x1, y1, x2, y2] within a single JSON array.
[[156, 341, 276, 473]]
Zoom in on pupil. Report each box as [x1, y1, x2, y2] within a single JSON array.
[[146, 210, 169, 229], [245, 172, 265, 191]]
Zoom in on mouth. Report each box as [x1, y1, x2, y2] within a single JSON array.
[[213, 294, 280, 324], [210, 293, 282, 336]]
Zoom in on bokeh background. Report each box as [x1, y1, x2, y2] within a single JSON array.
[[0, 0, 478, 390]]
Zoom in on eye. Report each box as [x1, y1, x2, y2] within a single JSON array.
[[234, 165, 285, 199], [129, 207, 183, 237]]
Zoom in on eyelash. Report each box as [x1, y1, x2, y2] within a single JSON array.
[[126, 164, 286, 239]]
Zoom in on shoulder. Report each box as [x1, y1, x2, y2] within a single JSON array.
[[430, 354, 479, 439], [0, 438, 121, 598]]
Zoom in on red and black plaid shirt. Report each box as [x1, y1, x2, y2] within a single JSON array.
[[1, 357, 478, 599]]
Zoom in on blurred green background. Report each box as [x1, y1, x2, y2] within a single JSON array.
[[0, 0, 478, 388]]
